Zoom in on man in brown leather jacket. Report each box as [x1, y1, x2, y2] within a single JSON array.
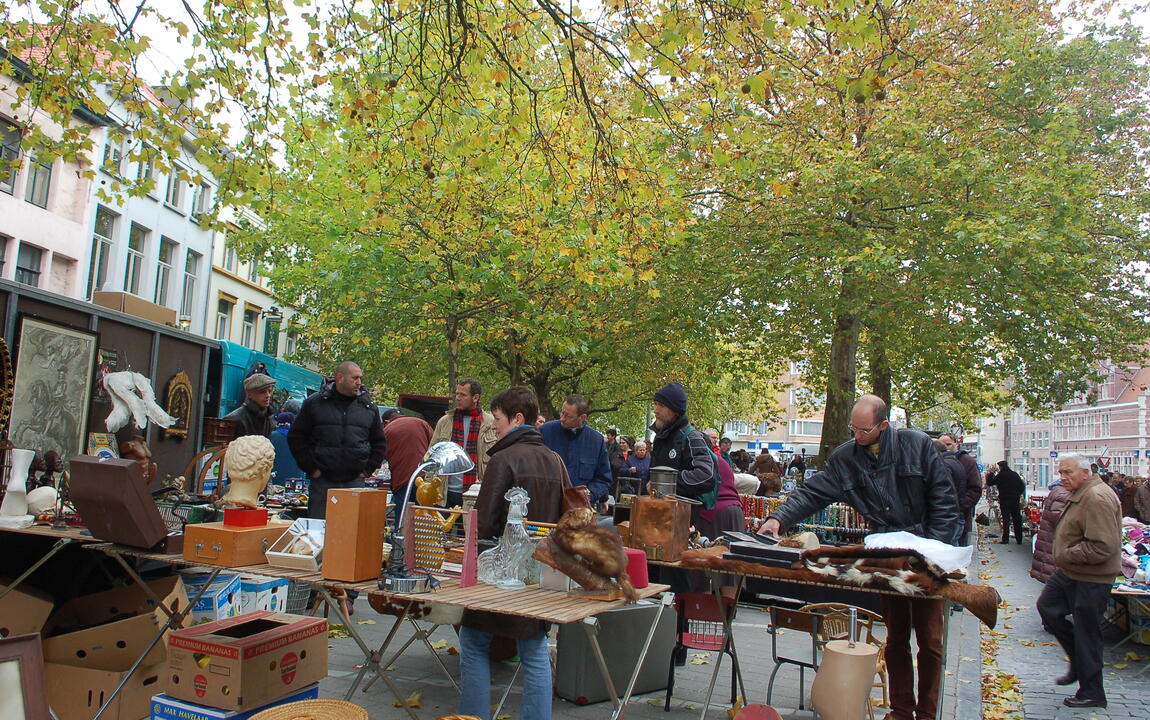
[[1036, 452, 1121, 709], [459, 386, 571, 720]]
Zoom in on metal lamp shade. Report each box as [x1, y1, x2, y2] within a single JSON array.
[[426, 441, 474, 476]]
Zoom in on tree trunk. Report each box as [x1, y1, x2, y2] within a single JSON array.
[[868, 335, 892, 409], [446, 316, 460, 393], [820, 305, 861, 462], [531, 375, 558, 422]]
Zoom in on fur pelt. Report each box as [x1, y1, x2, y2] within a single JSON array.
[[679, 544, 1000, 628], [539, 508, 638, 601]]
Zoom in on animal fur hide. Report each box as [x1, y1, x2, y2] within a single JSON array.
[[678, 544, 1000, 629]]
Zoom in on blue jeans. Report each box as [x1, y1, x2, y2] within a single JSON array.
[[458, 626, 552, 720]]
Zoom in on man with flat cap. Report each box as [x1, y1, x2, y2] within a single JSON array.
[[224, 373, 277, 439]]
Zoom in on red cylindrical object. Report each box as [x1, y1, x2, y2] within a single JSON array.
[[624, 547, 649, 589]]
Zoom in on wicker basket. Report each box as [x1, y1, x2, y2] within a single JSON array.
[[249, 699, 367, 720]]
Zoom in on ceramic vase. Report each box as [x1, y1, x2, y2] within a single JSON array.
[[0, 448, 35, 517]]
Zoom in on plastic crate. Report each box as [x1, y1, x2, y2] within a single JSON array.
[[156, 501, 217, 533]]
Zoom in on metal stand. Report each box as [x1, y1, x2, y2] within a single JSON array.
[[698, 575, 747, 719], [586, 591, 674, 720], [92, 548, 222, 720], [0, 537, 72, 602]]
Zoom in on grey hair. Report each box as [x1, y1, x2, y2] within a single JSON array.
[[634, 440, 648, 448], [1058, 452, 1091, 471]]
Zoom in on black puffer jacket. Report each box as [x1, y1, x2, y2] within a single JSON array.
[[770, 427, 960, 543], [287, 381, 386, 478]]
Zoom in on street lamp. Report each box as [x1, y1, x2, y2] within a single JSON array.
[[382, 441, 474, 592]]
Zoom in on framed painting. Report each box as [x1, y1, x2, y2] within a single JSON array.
[[0, 633, 51, 719], [8, 317, 97, 458]]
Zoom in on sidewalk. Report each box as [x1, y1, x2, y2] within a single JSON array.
[[979, 530, 1150, 720]]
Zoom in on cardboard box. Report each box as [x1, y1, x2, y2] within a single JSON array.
[[0, 577, 54, 637], [93, 290, 178, 326], [44, 576, 187, 669], [179, 571, 242, 625], [184, 521, 291, 567], [150, 683, 319, 720], [46, 658, 164, 720], [322, 488, 387, 582], [239, 574, 290, 615], [166, 611, 328, 711]]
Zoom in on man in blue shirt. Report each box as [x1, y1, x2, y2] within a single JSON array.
[[539, 393, 612, 512]]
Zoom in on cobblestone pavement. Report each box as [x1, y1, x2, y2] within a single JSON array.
[[979, 530, 1150, 720]]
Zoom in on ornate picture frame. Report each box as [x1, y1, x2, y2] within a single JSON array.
[[0, 633, 51, 719], [9, 317, 97, 457]]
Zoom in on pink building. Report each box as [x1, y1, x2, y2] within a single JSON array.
[[1053, 363, 1150, 479]]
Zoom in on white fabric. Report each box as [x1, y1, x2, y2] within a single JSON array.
[[733, 472, 760, 495], [863, 530, 973, 573]]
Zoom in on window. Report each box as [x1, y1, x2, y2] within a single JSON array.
[[155, 237, 176, 306], [86, 207, 116, 298], [101, 132, 124, 175], [124, 223, 148, 295], [24, 156, 51, 208], [788, 419, 823, 437], [1, 121, 18, 194], [241, 308, 257, 348], [285, 330, 298, 356], [14, 243, 42, 286], [247, 259, 260, 283], [192, 182, 212, 218], [216, 298, 234, 340], [165, 167, 185, 210], [133, 144, 155, 187], [0, 234, 7, 275], [180, 250, 200, 318], [223, 245, 238, 273]]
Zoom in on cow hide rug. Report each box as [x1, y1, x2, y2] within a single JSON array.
[[678, 544, 999, 628]]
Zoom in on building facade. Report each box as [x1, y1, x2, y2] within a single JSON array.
[[0, 63, 106, 298], [723, 362, 825, 460], [207, 208, 300, 359]]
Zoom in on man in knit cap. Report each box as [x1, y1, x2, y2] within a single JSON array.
[[649, 382, 717, 515]]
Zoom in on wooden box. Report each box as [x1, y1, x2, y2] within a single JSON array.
[[322, 488, 387, 582], [628, 495, 691, 562], [183, 521, 290, 567]]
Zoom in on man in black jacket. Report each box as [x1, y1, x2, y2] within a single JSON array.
[[288, 361, 386, 519], [223, 373, 276, 439], [758, 395, 959, 720], [987, 460, 1026, 544], [939, 432, 983, 545], [649, 381, 716, 519]]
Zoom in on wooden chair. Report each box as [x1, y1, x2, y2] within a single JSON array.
[[801, 602, 889, 713], [765, 606, 822, 710]]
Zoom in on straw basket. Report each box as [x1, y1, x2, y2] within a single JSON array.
[[249, 699, 368, 720]]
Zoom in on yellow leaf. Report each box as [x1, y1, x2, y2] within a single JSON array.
[[430, 639, 448, 650], [393, 690, 422, 708]]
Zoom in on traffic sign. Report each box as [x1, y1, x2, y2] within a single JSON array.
[[1022, 451, 1030, 457], [1049, 451, 1058, 458], [1134, 450, 1140, 458], [1098, 456, 1111, 468]]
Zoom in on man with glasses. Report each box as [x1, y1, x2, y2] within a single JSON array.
[[539, 394, 612, 512], [758, 394, 958, 720]]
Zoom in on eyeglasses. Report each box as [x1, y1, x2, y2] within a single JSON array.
[[848, 422, 882, 435]]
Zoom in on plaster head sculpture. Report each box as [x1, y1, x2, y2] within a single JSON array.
[[221, 435, 275, 508]]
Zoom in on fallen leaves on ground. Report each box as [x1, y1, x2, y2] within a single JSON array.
[[430, 639, 448, 650], [356, 618, 376, 625], [690, 652, 712, 665], [328, 624, 349, 639], [393, 690, 422, 708]]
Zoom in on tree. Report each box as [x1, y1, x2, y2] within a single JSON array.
[[669, 0, 1150, 458]]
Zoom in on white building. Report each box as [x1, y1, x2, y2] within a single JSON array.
[[0, 55, 107, 298], [84, 87, 216, 335]]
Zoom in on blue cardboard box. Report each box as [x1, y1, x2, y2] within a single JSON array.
[[150, 682, 319, 719], [178, 569, 241, 625]]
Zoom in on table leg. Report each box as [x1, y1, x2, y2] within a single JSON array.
[[699, 577, 745, 719], [610, 592, 674, 720], [346, 608, 410, 697], [582, 617, 622, 712], [409, 619, 460, 692], [492, 661, 523, 719], [0, 538, 72, 602], [935, 600, 952, 720], [316, 586, 420, 720], [93, 558, 221, 720]]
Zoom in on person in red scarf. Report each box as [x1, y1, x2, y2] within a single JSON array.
[[431, 378, 496, 508]]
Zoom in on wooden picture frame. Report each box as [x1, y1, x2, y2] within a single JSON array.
[[0, 633, 51, 719], [9, 317, 97, 457]]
